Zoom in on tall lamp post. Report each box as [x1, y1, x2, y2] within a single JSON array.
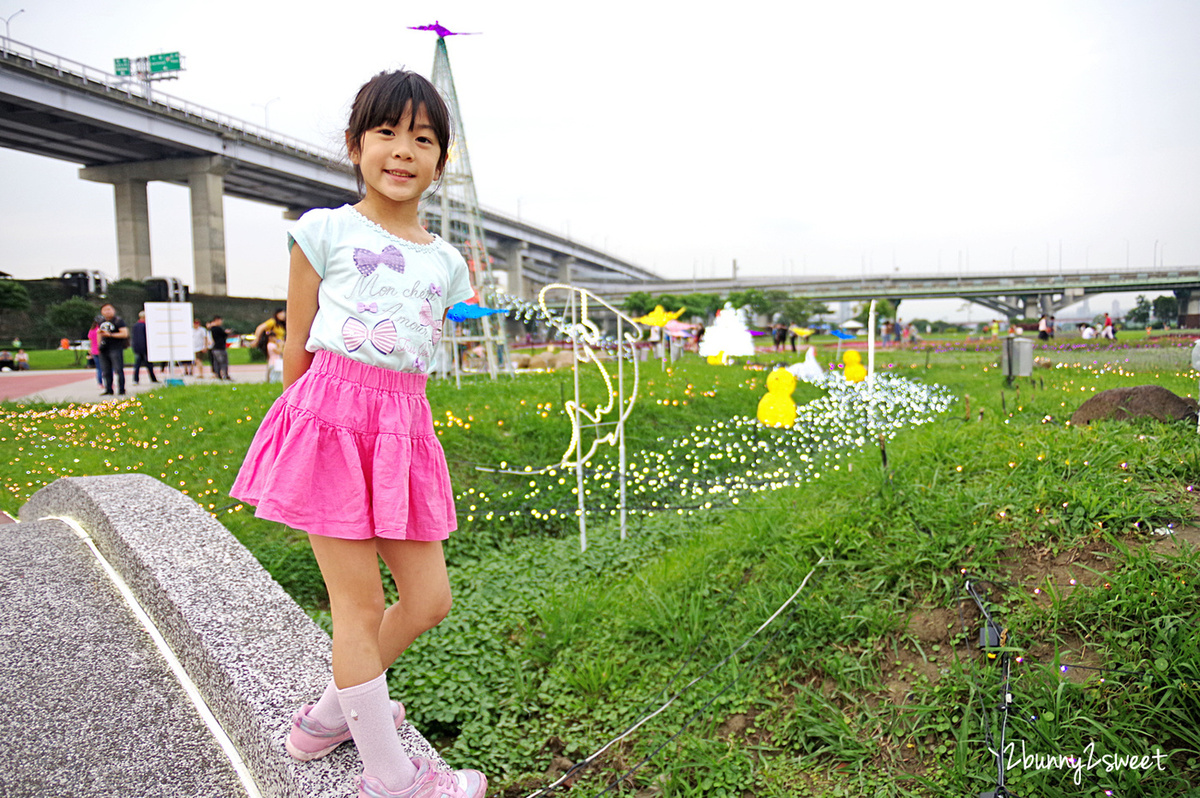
[[3, 8, 24, 42]]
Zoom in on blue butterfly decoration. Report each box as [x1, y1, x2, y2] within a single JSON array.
[[447, 302, 509, 322], [830, 329, 857, 340]]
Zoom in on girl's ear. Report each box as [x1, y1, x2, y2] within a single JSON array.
[[346, 132, 361, 164]]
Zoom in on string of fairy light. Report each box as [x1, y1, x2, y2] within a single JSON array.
[[453, 372, 954, 524]]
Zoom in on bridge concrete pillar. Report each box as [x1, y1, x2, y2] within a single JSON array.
[[500, 240, 528, 300], [188, 167, 230, 296], [80, 156, 234, 295], [556, 255, 575, 285], [112, 180, 152, 281]]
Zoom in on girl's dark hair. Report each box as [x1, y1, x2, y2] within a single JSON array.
[[346, 70, 452, 195]]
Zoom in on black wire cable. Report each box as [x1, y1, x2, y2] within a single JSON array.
[[522, 559, 825, 798], [522, 571, 754, 796]]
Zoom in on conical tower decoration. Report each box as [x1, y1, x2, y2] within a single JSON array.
[[415, 25, 503, 379]]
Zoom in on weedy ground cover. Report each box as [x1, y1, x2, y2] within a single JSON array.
[[2, 338, 1198, 797]]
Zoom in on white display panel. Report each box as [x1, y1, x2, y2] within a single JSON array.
[[144, 302, 195, 362]]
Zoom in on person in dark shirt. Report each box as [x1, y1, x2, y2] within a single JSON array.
[[97, 303, 129, 396], [207, 316, 231, 380], [131, 310, 158, 385]]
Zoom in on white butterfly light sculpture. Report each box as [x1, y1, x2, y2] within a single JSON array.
[[537, 284, 643, 470]]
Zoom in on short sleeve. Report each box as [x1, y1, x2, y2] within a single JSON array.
[[288, 209, 334, 278], [444, 247, 475, 307]]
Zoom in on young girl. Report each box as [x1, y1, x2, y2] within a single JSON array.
[[265, 332, 284, 383], [230, 70, 485, 798]]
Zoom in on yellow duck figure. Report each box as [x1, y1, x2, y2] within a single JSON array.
[[842, 350, 867, 383], [757, 368, 798, 427]]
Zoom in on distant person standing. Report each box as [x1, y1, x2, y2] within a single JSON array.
[[254, 309, 287, 379], [87, 319, 103, 386], [1037, 314, 1050, 341], [266, 332, 284, 383], [97, 303, 129, 396], [191, 318, 212, 378], [208, 316, 231, 380], [131, 310, 158, 385], [1102, 313, 1115, 340]]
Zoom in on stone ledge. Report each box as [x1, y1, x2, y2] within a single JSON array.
[[21, 475, 442, 798]]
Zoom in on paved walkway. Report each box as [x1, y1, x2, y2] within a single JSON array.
[[0, 363, 274, 404]]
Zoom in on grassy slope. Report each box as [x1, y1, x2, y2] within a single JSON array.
[[2, 340, 1198, 797]]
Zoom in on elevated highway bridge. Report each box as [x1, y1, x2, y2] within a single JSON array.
[[5, 38, 1198, 324], [0, 38, 657, 296], [581, 267, 1200, 323]]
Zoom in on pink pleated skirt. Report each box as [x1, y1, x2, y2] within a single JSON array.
[[230, 349, 457, 540]]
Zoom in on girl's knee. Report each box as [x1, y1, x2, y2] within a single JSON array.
[[414, 589, 453, 632], [333, 591, 388, 628]]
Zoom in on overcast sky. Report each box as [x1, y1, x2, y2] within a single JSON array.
[[2, 0, 1197, 320]]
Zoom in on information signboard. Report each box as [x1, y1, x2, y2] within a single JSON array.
[[144, 302, 194, 363], [114, 57, 131, 76], [148, 52, 181, 73]]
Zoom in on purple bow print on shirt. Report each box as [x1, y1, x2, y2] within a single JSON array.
[[342, 317, 397, 355], [356, 301, 378, 313], [418, 299, 442, 347], [353, 246, 406, 276]]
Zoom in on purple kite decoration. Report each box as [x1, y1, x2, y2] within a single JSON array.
[[408, 20, 479, 38]]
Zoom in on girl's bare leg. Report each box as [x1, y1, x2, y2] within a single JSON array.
[[308, 535, 387, 687], [374, 539, 453, 666]]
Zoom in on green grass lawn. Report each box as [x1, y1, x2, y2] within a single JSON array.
[[3, 339, 1199, 797]]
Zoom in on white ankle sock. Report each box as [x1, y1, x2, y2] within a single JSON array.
[[308, 679, 344, 728], [337, 673, 417, 789]]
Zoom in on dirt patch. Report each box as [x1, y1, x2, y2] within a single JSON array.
[[718, 712, 751, 737], [996, 538, 1116, 610], [880, 608, 960, 705], [1070, 385, 1198, 426]]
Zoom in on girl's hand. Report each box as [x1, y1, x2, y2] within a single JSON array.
[[282, 246, 320, 388]]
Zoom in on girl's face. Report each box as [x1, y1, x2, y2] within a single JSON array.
[[348, 104, 442, 210]]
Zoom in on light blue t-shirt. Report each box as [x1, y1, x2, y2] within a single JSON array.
[[289, 205, 474, 374]]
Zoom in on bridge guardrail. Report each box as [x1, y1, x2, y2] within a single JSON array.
[[1, 36, 341, 162]]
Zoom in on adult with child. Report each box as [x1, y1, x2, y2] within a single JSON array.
[[131, 310, 158, 385], [230, 70, 486, 798], [208, 316, 231, 380], [96, 303, 129, 396]]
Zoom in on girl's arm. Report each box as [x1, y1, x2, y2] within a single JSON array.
[[282, 245, 320, 388]]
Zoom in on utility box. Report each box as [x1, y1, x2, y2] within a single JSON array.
[[1001, 335, 1034, 381]]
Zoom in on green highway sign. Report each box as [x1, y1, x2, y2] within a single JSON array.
[[114, 57, 131, 76], [148, 52, 181, 73]]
